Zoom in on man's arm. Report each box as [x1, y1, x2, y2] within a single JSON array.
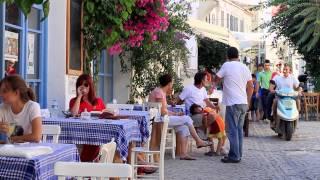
[[204, 98, 215, 109], [246, 80, 254, 107]]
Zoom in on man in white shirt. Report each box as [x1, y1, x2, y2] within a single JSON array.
[[178, 72, 216, 114], [214, 47, 253, 163]]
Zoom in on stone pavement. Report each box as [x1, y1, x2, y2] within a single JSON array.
[[165, 120, 320, 180]]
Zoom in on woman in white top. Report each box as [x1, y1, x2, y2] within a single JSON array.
[[0, 75, 42, 143]]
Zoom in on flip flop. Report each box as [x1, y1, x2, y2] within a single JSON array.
[[197, 141, 213, 149], [180, 156, 196, 160]]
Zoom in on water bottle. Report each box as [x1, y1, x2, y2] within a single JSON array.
[[81, 108, 91, 120], [112, 99, 117, 104], [0, 133, 8, 144], [50, 100, 60, 118]]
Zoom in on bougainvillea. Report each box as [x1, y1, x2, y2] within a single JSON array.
[[108, 0, 169, 55]]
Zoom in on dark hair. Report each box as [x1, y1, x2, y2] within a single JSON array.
[[190, 104, 202, 115], [227, 47, 239, 59], [159, 74, 173, 87], [76, 74, 98, 105], [252, 74, 256, 79], [258, 63, 264, 67], [194, 72, 207, 85], [0, 75, 36, 102], [264, 59, 270, 64]]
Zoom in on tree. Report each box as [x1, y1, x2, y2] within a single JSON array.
[[119, 1, 192, 103], [262, 0, 320, 91], [198, 37, 229, 70]]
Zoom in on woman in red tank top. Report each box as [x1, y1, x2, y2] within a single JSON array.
[[69, 74, 106, 162]]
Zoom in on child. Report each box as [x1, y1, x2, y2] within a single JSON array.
[[250, 74, 259, 121], [190, 104, 227, 156]]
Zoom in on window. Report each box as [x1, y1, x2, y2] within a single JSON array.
[[208, 14, 211, 24], [205, 16, 208, 22], [240, 20, 244, 32], [0, 3, 48, 107], [97, 50, 114, 103], [221, 11, 224, 27], [212, 14, 215, 25], [230, 15, 234, 31], [235, 17, 239, 32], [227, 13, 230, 29], [67, 0, 83, 75]]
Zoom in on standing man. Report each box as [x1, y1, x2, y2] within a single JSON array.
[[257, 60, 273, 122], [255, 64, 264, 120], [214, 47, 253, 163]]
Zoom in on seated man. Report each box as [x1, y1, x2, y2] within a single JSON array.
[[176, 72, 216, 128], [271, 64, 301, 128]]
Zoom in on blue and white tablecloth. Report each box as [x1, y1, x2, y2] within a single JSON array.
[[43, 118, 140, 160], [119, 110, 150, 143], [0, 143, 79, 180]]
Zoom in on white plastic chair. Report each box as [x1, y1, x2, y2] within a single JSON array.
[[54, 162, 132, 180], [131, 115, 169, 180], [97, 138, 116, 163], [42, 125, 61, 143], [106, 104, 134, 111]]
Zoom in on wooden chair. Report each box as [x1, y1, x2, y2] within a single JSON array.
[[131, 115, 169, 180], [144, 102, 162, 163], [54, 162, 132, 180], [42, 125, 61, 143], [303, 93, 319, 121], [97, 138, 116, 163]]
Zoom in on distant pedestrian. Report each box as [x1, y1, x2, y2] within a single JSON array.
[[214, 47, 254, 163]]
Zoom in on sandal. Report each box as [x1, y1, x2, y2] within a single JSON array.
[[197, 141, 213, 149]]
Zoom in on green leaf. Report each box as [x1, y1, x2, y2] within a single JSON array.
[[41, 0, 50, 20], [15, 0, 33, 16], [33, 0, 44, 4], [86, 1, 95, 14], [121, 11, 129, 20]]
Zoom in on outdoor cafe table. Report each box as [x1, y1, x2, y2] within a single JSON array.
[[0, 143, 79, 180], [42, 117, 141, 160]]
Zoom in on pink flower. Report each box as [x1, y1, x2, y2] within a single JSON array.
[[108, 42, 123, 55]]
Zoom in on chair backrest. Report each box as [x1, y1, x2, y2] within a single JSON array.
[[160, 115, 170, 158], [42, 125, 61, 143], [144, 102, 162, 111], [106, 104, 134, 111], [145, 102, 162, 121], [304, 93, 319, 106], [54, 162, 132, 180], [98, 138, 116, 163]]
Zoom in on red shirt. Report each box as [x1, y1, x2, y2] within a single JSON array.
[[69, 97, 105, 114]]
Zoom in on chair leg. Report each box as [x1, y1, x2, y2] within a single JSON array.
[[172, 131, 176, 159], [130, 151, 136, 180], [305, 107, 308, 121]]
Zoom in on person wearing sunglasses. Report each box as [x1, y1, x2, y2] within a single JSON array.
[[69, 74, 106, 162]]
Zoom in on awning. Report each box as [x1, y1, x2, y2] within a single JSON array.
[[232, 32, 264, 49], [187, 18, 240, 49]]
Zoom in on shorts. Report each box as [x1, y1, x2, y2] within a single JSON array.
[[208, 131, 226, 139], [250, 97, 258, 111], [191, 114, 203, 128]]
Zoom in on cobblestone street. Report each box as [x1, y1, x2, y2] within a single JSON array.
[[165, 120, 320, 180]]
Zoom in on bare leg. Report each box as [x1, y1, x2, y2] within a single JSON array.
[[188, 125, 210, 146]]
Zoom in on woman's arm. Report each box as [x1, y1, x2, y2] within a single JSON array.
[[11, 117, 42, 143], [70, 96, 82, 116], [0, 122, 9, 134]]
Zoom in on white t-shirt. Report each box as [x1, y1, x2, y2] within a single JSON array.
[[274, 75, 299, 90], [0, 101, 41, 135], [179, 85, 208, 112], [216, 61, 252, 106]]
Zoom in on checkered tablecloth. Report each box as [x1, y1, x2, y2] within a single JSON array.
[[0, 143, 79, 180], [42, 118, 140, 160], [119, 110, 150, 143]]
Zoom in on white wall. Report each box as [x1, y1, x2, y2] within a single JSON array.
[[47, 0, 68, 110]]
